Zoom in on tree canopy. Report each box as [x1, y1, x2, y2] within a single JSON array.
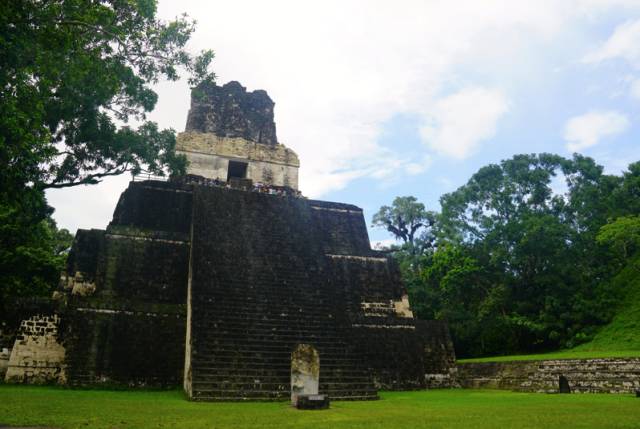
[[1, 0, 214, 193], [371, 196, 436, 255], [1, 0, 214, 307], [376, 154, 640, 357]]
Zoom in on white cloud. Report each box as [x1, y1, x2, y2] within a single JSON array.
[[563, 110, 630, 152], [152, 0, 582, 199], [44, 0, 640, 232], [419, 87, 509, 159], [583, 19, 640, 67], [437, 177, 456, 190], [630, 78, 640, 99]]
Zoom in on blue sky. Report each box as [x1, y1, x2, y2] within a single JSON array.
[[47, 1, 640, 246]]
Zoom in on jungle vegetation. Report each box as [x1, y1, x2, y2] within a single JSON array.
[[374, 154, 640, 357], [0, 0, 214, 310]]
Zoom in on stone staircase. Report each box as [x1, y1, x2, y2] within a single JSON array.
[[189, 281, 378, 401], [186, 187, 387, 401]]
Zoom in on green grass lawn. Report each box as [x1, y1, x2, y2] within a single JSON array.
[[0, 386, 639, 429]]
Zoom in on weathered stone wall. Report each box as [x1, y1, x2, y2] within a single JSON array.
[[308, 201, 373, 255], [0, 298, 54, 351], [185, 81, 278, 146], [186, 185, 378, 400], [0, 298, 57, 381], [7, 180, 455, 395], [4, 314, 66, 384], [328, 255, 457, 390], [416, 320, 458, 388], [58, 181, 191, 388], [176, 132, 299, 189], [61, 307, 185, 387], [65, 229, 105, 282], [185, 184, 457, 400], [457, 358, 640, 393], [179, 81, 299, 188], [110, 180, 193, 235]]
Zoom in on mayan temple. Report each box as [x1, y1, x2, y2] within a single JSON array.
[[4, 81, 456, 401]]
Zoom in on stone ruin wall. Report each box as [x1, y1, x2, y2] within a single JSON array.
[[4, 314, 66, 384], [185, 184, 457, 400], [4, 180, 457, 395], [176, 81, 300, 189], [457, 358, 640, 393], [3, 181, 193, 387], [418, 320, 459, 388], [176, 132, 299, 189], [186, 81, 278, 146], [185, 186, 379, 400], [0, 298, 54, 381], [60, 182, 191, 387], [328, 255, 457, 390]]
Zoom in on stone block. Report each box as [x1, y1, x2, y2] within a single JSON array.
[[185, 81, 278, 146], [457, 358, 640, 393], [295, 394, 330, 410]]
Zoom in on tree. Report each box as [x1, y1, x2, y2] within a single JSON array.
[[0, 0, 214, 305], [375, 155, 638, 357], [608, 161, 640, 218], [434, 153, 628, 354], [1, 0, 214, 193], [0, 213, 71, 305], [371, 196, 436, 255], [597, 216, 640, 261]]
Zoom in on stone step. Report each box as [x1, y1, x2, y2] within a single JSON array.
[[191, 365, 371, 376], [194, 333, 348, 344], [191, 332, 354, 343], [192, 279, 326, 292], [191, 357, 370, 370], [191, 371, 372, 381], [193, 309, 343, 320], [191, 332, 352, 350], [192, 338, 352, 347], [194, 320, 349, 332], [191, 363, 371, 376], [190, 388, 378, 401], [194, 295, 339, 306], [192, 291, 342, 304], [193, 322, 346, 334], [191, 356, 361, 367], [193, 370, 372, 380], [192, 308, 342, 321], [192, 364, 372, 374], [192, 329, 348, 340], [190, 394, 379, 402], [194, 315, 343, 325], [191, 380, 376, 391], [190, 347, 362, 359], [190, 349, 363, 361]]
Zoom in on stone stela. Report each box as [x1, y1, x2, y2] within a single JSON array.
[[3, 81, 457, 400], [291, 344, 325, 408]]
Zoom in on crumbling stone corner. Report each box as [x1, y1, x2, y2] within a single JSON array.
[[4, 314, 66, 384]]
